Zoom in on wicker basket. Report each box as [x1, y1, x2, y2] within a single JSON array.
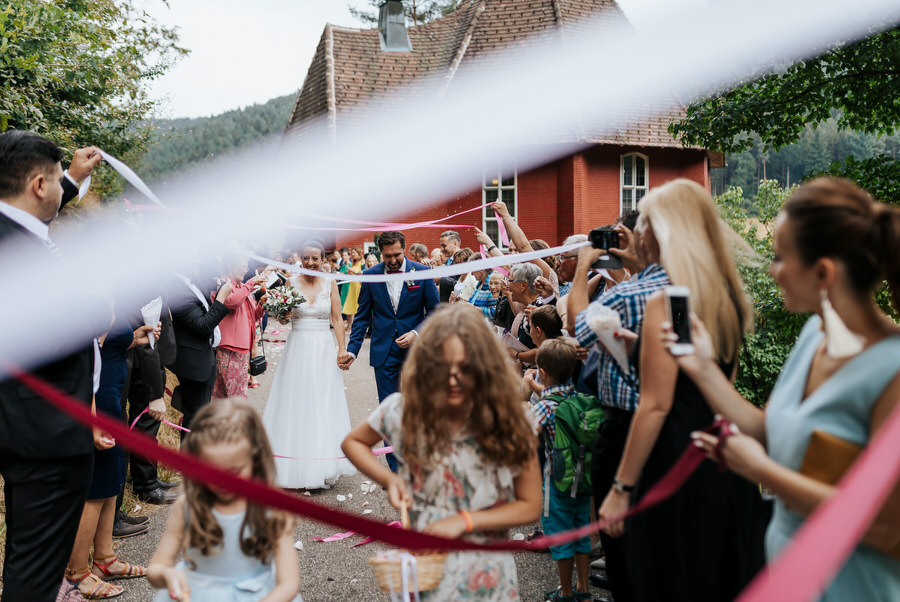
[[369, 503, 448, 593]]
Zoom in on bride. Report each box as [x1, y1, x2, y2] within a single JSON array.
[[263, 238, 355, 489]]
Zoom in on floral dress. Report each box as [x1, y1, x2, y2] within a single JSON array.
[[368, 394, 521, 600]]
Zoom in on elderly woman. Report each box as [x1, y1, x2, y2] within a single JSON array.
[[494, 262, 555, 368]]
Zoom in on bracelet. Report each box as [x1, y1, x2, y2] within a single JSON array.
[[459, 509, 474, 533], [515, 351, 521, 361], [486, 245, 497, 253], [612, 478, 634, 494]]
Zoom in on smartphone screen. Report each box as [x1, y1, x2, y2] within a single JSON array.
[[669, 294, 691, 344]]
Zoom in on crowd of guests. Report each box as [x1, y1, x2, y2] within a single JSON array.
[[2, 127, 899, 602]]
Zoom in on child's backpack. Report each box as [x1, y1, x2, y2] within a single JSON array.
[[545, 392, 604, 497]]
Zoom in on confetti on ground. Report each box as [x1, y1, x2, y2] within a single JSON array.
[[362, 509, 373, 515], [513, 533, 526, 541], [336, 494, 347, 501], [348, 493, 353, 499], [133, 505, 141, 513], [302, 491, 311, 496], [362, 501, 370, 506], [294, 540, 304, 551]]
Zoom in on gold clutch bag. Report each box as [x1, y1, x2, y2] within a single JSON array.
[[799, 429, 900, 560]]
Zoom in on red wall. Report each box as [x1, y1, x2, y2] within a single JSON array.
[[328, 144, 709, 253]]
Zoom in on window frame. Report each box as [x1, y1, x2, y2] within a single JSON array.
[[482, 167, 518, 250], [620, 152, 649, 214]]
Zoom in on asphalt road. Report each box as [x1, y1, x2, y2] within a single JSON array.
[[112, 325, 605, 601]]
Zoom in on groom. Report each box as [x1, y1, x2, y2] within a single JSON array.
[[340, 230, 439, 470]]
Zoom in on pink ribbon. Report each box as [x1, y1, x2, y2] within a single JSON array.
[[480, 244, 487, 259], [494, 210, 511, 246], [129, 406, 190, 433], [315, 521, 403, 547]]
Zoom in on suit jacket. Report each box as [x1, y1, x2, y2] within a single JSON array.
[[167, 279, 230, 382], [348, 260, 440, 368], [0, 203, 97, 459]]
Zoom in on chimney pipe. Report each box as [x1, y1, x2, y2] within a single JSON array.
[[378, 0, 412, 52]]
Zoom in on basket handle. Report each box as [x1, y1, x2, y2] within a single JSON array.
[[400, 500, 410, 530]]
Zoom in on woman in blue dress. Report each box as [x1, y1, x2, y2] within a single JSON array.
[[675, 177, 900, 600]]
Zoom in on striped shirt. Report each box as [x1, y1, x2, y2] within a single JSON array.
[[574, 263, 669, 411], [531, 381, 575, 443]]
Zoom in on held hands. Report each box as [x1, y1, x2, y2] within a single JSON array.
[[148, 397, 167, 421], [337, 352, 354, 370], [395, 331, 417, 349], [598, 489, 630, 538]]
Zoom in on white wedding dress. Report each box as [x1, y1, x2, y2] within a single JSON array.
[[262, 279, 355, 489]]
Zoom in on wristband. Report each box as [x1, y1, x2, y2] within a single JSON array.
[[459, 509, 474, 533], [486, 245, 497, 253], [612, 478, 634, 493], [515, 351, 520, 361]]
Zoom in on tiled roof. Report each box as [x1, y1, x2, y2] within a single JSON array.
[[287, 0, 692, 149]]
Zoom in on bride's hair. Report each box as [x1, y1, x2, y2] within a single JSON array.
[[399, 305, 535, 473], [301, 237, 326, 258]]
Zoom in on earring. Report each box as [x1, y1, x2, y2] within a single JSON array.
[[820, 289, 865, 358]]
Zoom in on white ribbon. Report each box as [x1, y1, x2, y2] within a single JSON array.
[[386, 552, 421, 602], [250, 240, 590, 284]]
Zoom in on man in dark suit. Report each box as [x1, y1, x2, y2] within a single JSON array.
[[0, 130, 103, 601], [340, 230, 439, 471], [168, 273, 231, 436]]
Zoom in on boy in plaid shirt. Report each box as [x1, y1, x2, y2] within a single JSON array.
[[531, 338, 592, 601]]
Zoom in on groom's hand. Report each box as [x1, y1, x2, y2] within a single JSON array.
[[395, 331, 417, 349]]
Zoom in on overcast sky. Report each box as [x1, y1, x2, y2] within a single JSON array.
[[143, 0, 706, 119]]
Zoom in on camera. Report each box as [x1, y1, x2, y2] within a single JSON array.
[[589, 227, 620, 250]]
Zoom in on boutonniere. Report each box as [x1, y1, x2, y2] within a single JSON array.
[[406, 268, 419, 289]]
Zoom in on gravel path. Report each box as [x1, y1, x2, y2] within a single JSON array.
[[111, 327, 605, 601]]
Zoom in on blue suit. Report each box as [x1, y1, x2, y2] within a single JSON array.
[[348, 259, 439, 469]]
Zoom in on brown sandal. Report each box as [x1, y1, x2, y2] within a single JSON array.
[[91, 554, 147, 580], [66, 569, 124, 599]]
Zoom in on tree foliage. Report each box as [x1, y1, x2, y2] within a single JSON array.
[[139, 94, 295, 183], [714, 118, 900, 202], [0, 0, 186, 194], [671, 28, 900, 154], [349, 0, 458, 26]]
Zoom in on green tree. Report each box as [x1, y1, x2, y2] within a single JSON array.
[[671, 28, 900, 154], [0, 0, 186, 195], [349, 0, 458, 26]]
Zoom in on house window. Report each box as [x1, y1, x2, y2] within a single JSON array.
[[482, 168, 517, 249], [621, 153, 648, 213]]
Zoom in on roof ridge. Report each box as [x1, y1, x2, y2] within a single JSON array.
[[324, 24, 337, 141], [439, 0, 486, 95]]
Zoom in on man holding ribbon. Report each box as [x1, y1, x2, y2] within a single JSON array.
[[339, 230, 439, 471], [0, 130, 103, 601]]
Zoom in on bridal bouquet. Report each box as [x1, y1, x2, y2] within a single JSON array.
[[262, 286, 306, 319]]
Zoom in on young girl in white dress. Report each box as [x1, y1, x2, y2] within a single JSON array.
[[263, 239, 355, 489], [147, 400, 301, 601]]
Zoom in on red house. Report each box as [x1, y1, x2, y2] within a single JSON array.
[[285, 0, 720, 254]]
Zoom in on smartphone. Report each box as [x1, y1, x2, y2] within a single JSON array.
[[589, 227, 620, 250], [664, 286, 694, 355]]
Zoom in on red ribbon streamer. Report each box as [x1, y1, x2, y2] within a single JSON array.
[[11, 369, 750, 553]]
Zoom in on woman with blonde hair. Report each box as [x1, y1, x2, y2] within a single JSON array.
[[597, 179, 766, 602], [342, 304, 541, 599], [340, 247, 365, 335]]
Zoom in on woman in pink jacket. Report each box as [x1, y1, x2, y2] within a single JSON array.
[[212, 260, 269, 399]]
